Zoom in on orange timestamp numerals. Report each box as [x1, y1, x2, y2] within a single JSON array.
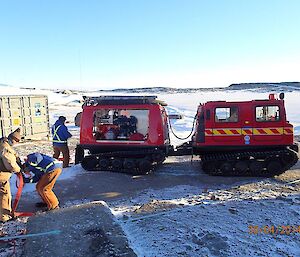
[[248, 225, 300, 235]]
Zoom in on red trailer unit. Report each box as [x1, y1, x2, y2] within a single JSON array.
[[75, 96, 170, 174]]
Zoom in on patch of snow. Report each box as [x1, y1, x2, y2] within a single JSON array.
[[10, 164, 83, 195], [111, 180, 300, 257]]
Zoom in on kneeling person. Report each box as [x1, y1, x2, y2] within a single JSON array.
[[25, 153, 62, 211]]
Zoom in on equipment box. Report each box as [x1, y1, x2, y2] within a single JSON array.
[[0, 95, 50, 140]]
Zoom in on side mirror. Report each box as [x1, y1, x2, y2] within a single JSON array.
[[279, 93, 285, 100]]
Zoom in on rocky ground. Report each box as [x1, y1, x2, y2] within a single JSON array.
[[111, 159, 300, 256], [0, 137, 299, 256]]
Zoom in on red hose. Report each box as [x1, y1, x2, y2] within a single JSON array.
[[12, 173, 34, 217]]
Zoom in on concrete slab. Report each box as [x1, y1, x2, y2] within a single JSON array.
[[23, 201, 136, 257]]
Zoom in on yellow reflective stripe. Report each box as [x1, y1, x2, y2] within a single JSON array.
[[29, 162, 56, 173], [205, 129, 213, 136], [212, 128, 242, 136], [224, 129, 241, 135], [53, 125, 67, 143], [35, 166, 46, 172], [205, 127, 288, 136], [253, 128, 284, 135], [45, 162, 55, 171], [53, 140, 67, 143], [53, 125, 61, 140], [284, 128, 293, 135], [242, 128, 252, 135]]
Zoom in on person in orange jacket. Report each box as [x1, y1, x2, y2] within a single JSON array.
[[0, 128, 21, 222]]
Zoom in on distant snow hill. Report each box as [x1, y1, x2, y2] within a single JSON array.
[[228, 82, 300, 91], [1, 82, 300, 95], [97, 82, 300, 94], [0, 83, 12, 87]]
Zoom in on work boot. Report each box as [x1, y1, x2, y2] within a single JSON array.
[[49, 206, 60, 211], [0, 215, 13, 223], [35, 202, 48, 208], [39, 206, 60, 212]]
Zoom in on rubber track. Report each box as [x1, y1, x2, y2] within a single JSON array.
[[82, 149, 165, 175], [200, 148, 298, 177]]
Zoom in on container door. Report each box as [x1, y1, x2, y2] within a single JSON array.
[[20, 96, 32, 137], [29, 96, 49, 138], [0, 97, 23, 137]]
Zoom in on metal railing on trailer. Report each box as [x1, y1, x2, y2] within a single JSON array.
[[82, 95, 167, 106]]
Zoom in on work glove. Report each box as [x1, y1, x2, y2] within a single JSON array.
[[21, 171, 41, 183], [16, 157, 26, 172]]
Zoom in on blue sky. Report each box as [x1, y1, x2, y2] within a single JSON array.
[[1, 0, 300, 90]]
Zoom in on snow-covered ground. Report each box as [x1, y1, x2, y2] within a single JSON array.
[[111, 167, 300, 256], [1, 85, 300, 256]]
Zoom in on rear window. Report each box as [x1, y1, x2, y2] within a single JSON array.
[[215, 107, 238, 122], [256, 106, 280, 122], [93, 109, 149, 141]]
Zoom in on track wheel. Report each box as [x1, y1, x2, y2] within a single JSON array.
[[234, 161, 248, 175], [281, 152, 295, 165], [219, 162, 233, 175], [123, 159, 136, 170], [249, 160, 264, 175], [266, 159, 283, 175], [201, 161, 216, 174], [81, 156, 98, 171], [138, 159, 152, 174], [112, 158, 123, 171], [99, 158, 109, 170], [152, 152, 165, 163]]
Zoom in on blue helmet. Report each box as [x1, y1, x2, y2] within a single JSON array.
[[27, 153, 43, 166]]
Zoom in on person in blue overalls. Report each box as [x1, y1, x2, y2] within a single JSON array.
[[24, 153, 62, 210], [52, 116, 72, 168]]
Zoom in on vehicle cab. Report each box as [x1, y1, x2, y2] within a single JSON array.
[[193, 93, 294, 152]]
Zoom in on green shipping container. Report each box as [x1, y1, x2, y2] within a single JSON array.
[[0, 95, 50, 140]]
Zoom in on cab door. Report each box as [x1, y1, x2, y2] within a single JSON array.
[[252, 104, 284, 143], [212, 105, 242, 144]]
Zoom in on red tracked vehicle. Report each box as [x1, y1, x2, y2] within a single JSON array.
[[75, 96, 171, 174], [75, 94, 298, 176], [191, 93, 299, 176]]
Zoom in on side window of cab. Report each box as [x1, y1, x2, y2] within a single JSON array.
[[255, 106, 280, 122], [215, 107, 238, 122]]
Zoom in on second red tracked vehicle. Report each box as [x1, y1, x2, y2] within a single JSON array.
[[191, 93, 299, 176]]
